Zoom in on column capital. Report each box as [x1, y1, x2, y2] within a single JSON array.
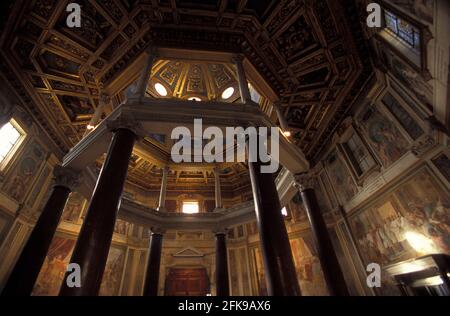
[[293, 172, 315, 192], [161, 165, 170, 173], [53, 165, 81, 191], [213, 227, 228, 236], [106, 115, 145, 139], [150, 226, 166, 235]]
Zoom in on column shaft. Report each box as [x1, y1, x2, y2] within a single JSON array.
[[214, 169, 222, 209], [215, 233, 229, 296], [300, 188, 349, 296], [233, 56, 251, 103], [247, 143, 301, 296], [1, 185, 71, 296], [135, 49, 156, 98], [158, 167, 169, 210], [59, 128, 135, 296], [274, 104, 289, 131], [143, 233, 163, 296]]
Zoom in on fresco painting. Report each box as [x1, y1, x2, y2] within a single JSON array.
[[349, 168, 450, 294]]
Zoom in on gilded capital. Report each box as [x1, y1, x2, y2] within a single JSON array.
[[53, 165, 81, 191]]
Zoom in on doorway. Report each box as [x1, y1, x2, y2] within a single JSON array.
[[164, 267, 210, 296]]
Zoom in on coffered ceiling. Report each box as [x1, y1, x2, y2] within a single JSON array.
[[0, 0, 373, 192], [146, 59, 241, 102]]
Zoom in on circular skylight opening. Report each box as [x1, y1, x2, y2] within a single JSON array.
[[188, 97, 201, 101], [221, 87, 234, 99], [154, 83, 168, 96]]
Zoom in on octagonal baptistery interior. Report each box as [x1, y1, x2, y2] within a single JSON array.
[[0, 0, 449, 297]]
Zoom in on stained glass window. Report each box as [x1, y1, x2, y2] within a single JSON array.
[[384, 10, 420, 51]]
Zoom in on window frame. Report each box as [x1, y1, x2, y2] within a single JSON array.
[[0, 118, 27, 172], [383, 10, 420, 51], [337, 124, 379, 186], [375, 0, 432, 80]]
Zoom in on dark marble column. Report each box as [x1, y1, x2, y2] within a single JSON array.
[[143, 228, 164, 296], [59, 123, 137, 296], [295, 173, 349, 296], [215, 231, 229, 296], [1, 166, 80, 296], [247, 140, 301, 296]]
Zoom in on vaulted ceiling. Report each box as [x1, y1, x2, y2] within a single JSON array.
[[0, 0, 373, 192]]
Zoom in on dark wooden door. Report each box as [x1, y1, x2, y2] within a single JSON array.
[[165, 268, 209, 296]]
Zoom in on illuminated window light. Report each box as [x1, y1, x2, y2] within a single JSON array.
[[0, 120, 24, 165], [281, 206, 288, 217], [221, 87, 234, 100], [404, 231, 437, 255], [154, 83, 168, 96], [182, 201, 199, 214], [188, 97, 201, 101]]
